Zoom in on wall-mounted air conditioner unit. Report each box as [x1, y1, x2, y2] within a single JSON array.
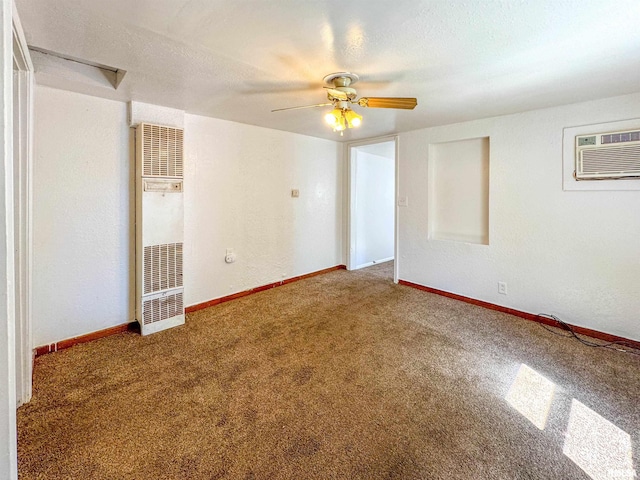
[[575, 129, 640, 180], [135, 123, 185, 335]]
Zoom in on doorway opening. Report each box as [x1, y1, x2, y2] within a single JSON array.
[[347, 137, 398, 282]]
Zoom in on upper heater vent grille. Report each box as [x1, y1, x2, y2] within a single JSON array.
[[143, 292, 183, 325], [142, 124, 184, 177], [144, 243, 183, 294]]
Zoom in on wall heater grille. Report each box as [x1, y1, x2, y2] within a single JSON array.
[[143, 292, 184, 325], [143, 243, 183, 295], [142, 123, 184, 177]]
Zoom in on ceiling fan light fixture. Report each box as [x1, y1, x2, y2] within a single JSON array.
[[325, 107, 362, 133], [324, 108, 342, 126], [344, 109, 362, 128], [334, 113, 347, 131]]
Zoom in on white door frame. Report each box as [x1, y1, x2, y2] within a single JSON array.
[[1, 0, 18, 477], [345, 135, 399, 283], [12, 1, 33, 406]]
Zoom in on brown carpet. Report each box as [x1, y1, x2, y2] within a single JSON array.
[[18, 262, 640, 479]]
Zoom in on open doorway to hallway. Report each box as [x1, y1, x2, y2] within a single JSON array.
[[347, 138, 397, 282]]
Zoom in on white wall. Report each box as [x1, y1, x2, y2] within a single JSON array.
[[32, 87, 343, 344], [35, 83, 639, 347], [184, 113, 343, 307], [33, 86, 132, 346], [354, 149, 394, 267], [398, 92, 640, 342]]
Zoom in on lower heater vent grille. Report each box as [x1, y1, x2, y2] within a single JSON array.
[[144, 243, 183, 294], [143, 292, 183, 325]]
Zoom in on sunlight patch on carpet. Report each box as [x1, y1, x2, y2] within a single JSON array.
[[563, 399, 636, 480], [505, 364, 555, 430]]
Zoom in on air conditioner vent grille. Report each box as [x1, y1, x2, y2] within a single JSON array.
[[581, 145, 640, 176], [601, 131, 640, 145], [142, 124, 183, 178], [142, 292, 183, 325], [143, 243, 183, 294]]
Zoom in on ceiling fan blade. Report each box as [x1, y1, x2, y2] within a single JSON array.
[[357, 97, 418, 109], [271, 103, 333, 113]]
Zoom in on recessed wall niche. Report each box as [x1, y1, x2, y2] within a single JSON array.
[[428, 137, 490, 245]]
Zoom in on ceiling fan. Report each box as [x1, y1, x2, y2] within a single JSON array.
[[272, 72, 417, 134]]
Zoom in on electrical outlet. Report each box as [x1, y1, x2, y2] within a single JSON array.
[[291, 189, 300, 198], [498, 282, 507, 295]]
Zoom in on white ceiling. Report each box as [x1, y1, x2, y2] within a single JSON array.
[[16, 0, 640, 142]]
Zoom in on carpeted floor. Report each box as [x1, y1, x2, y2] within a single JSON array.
[[18, 262, 640, 479]]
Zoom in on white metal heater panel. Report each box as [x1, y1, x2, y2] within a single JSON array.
[[136, 122, 185, 336], [141, 191, 184, 247]]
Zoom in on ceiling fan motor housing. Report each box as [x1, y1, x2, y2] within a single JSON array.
[[323, 72, 360, 87], [327, 88, 357, 102], [324, 72, 360, 102]]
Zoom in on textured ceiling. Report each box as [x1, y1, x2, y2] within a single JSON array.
[[15, 0, 640, 141]]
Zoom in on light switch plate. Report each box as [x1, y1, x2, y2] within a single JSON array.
[[398, 196, 409, 207], [291, 189, 300, 198]]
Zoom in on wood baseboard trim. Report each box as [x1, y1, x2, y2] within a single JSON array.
[[34, 322, 139, 358], [398, 279, 640, 351], [186, 264, 347, 313], [33, 266, 347, 357]]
